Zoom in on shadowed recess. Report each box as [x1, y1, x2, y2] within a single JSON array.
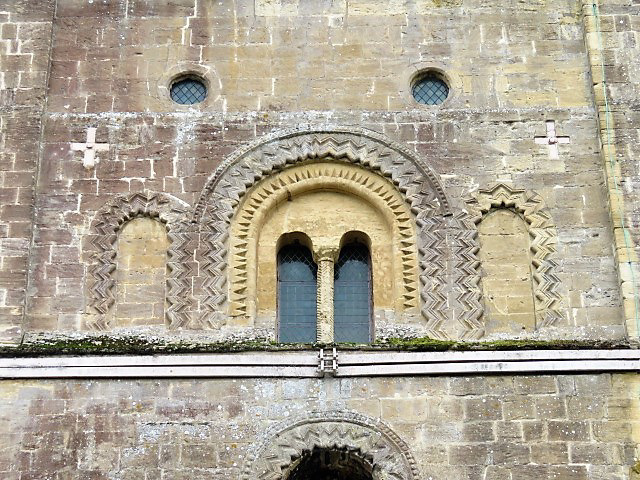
[[286, 447, 374, 480]]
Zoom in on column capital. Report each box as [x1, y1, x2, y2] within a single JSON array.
[[313, 246, 339, 264]]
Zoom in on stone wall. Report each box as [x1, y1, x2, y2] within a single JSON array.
[[0, 2, 639, 479], [6, 0, 624, 340], [0, 0, 54, 342], [582, 0, 640, 336], [0, 373, 637, 479]]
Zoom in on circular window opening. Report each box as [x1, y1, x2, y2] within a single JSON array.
[[411, 73, 449, 105], [170, 76, 207, 105]]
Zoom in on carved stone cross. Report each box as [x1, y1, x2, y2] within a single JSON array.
[[71, 127, 110, 169], [534, 120, 570, 160]]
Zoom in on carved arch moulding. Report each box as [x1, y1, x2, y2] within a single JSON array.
[[80, 130, 521, 339], [191, 126, 462, 337], [229, 161, 421, 320], [241, 410, 421, 480], [85, 191, 191, 330], [464, 183, 564, 331]]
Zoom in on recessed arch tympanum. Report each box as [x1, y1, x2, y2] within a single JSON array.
[[229, 161, 420, 328], [193, 127, 453, 336]]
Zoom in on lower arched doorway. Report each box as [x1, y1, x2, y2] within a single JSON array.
[[286, 447, 374, 480]]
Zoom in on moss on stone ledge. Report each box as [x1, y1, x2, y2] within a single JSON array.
[[0, 333, 631, 357], [0, 336, 292, 357], [384, 337, 628, 351]]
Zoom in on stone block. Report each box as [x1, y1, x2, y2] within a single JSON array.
[[570, 442, 622, 465], [460, 421, 499, 442], [464, 397, 503, 421], [448, 444, 491, 465], [513, 376, 557, 395], [535, 397, 567, 419], [547, 421, 591, 442], [492, 443, 531, 465], [574, 375, 613, 396], [530, 442, 569, 464]]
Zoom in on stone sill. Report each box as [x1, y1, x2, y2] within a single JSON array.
[[0, 331, 633, 358]]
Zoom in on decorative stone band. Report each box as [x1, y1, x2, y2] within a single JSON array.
[[2, 350, 639, 379], [464, 183, 564, 331], [241, 411, 420, 480], [193, 127, 454, 334], [85, 192, 190, 329]]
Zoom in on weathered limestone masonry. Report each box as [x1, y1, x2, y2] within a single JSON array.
[[0, 0, 53, 343], [19, 0, 626, 337], [582, 0, 640, 336], [1, 0, 640, 479], [1, 374, 639, 479]]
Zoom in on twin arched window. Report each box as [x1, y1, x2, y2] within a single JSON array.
[[277, 242, 372, 343]]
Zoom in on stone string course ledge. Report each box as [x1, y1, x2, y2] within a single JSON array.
[[0, 331, 632, 358]]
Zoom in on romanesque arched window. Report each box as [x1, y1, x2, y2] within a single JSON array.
[[228, 161, 422, 343], [277, 242, 318, 343], [334, 241, 372, 343]]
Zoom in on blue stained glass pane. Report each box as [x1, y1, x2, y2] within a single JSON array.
[[412, 76, 449, 105], [278, 244, 317, 343], [334, 244, 371, 343], [170, 78, 207, 105]]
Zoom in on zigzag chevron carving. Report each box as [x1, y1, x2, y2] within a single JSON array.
[[464, 183, 564, 332], [194, 127, 452, 333], [86, 192, 190, 330], [80, 135, 562, 338], [229, 163, 420, 317], [241, 411, 420, 480]]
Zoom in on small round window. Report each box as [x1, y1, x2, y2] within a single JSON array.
[[170, 76, 207, 105], [412, 74, 449, 105]]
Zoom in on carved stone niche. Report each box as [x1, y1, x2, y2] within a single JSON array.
[[192, 126, 457, 337], [85, 191, 190, 330], [241, 411, 421, 480], [465, 183, 563, 331], [228, 161, 421, 335]]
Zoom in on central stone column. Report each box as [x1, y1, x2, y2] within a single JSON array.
[[314, 247, 339, 343]]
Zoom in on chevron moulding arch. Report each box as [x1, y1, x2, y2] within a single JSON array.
[[465, 183, 564, 329], [85, 191, 190, 330], [229, 161, 421, 322], [241, 410, 421, 480], [192, 127, 455, 335]]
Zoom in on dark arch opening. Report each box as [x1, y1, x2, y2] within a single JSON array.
[[286, 447, 374, 480]]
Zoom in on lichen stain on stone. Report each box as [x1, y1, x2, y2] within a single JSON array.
[[0, 381, 55, 399]]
